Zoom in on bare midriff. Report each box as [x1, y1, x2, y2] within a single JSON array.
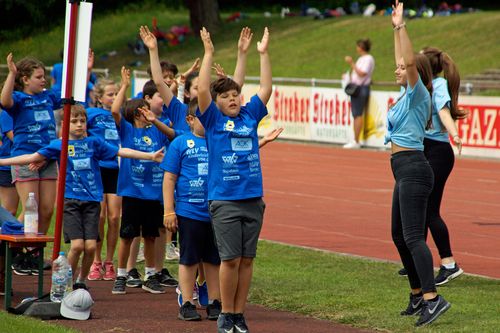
[[391, 142, 416, 154]]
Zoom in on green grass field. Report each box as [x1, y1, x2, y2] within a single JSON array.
[[1, 6, 500, 332]]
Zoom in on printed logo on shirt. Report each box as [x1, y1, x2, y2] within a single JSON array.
[[233, 125, 252, 137], [73, 158, 91, 171], [68, 145, 75, 157], [224, 120, 235, 132], [27, 123, 42, 133], [222, 153, 238, 165], [231, 138, 252, 151], [142, 136, 152, 146], [247, 153, 259, 161], [34, 110, 51, 122], [198, 162, 208, 176], [186, 139, 195, 148], [189, 177, 205, 187], [104, 129, 119, 140], [132, 164, 145, 174]]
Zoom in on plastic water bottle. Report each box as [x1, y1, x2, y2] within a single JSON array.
[[50, 252, 70, 302], [24, 192, 39, 236]]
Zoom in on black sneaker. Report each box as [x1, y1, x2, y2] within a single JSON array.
[[217, 313, 235, 333], [398, 267, 407, 277], [400, 293, 423, 316], [11, 253, 31, 276], [142, 274, 165, 294], [415, 295, 451, 327], [126, 268, 142, 288], [233, 313, 249, 333], [112, 276, 127, 295], [435, 264, 464, 286], [28, 254, 40, 276], [158, 268, 178, 287], [178, 301, 202, 321], [207, 299, 222, 320]]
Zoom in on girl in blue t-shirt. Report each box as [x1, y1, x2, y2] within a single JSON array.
[[0, 111, 19, 216], [388, 2, 450, 327], [420, 47, 468, 285], [0, 53, 60, 236], [86, 77, 122, 282]]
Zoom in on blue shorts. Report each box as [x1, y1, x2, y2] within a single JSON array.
[[178, 215, 220, 266]]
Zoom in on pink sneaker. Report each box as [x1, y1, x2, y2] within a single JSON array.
[[103, 261, 116, 280], [88, 262, 104, 281]]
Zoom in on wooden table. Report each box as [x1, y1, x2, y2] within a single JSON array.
[[0, 234, 54, 309]]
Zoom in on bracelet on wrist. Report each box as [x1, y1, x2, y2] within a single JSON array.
[[393, 22, 406, 31], [163, 212, 176, 217]]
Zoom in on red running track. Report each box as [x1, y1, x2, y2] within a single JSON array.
[[260, 141, 500, 279]]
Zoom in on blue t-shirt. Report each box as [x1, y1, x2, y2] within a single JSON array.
[[86, 107, 120, 169], [160, 132, 210, 222], [3, 90, 60, 157], [0, 111, 14, 171], [425, 77, 451, 143], [37, 137, 118, 202], [163, 98, 190, 135], [197, 95, 268, 200], [385, 77, 431, 151], [50, 62, 63, 97], [117, 117, 169, 201]]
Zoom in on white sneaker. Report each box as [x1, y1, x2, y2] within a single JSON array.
[[165, 242, 180, 261], [343, 141, 361, 149]]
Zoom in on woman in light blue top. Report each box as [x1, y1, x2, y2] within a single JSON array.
[[420, 47, 468, 286], [387, 1, 450, 327]]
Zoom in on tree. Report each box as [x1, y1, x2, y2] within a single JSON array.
[[185, 0, 221, 35]]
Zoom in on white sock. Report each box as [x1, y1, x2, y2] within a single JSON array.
[[117, 268, 127, 277], [443, 262, 456, 270], [145, 267, 156, 278]]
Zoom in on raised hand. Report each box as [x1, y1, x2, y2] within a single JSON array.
[[238, 27, 253, 54], [151, 147, 165, 163], [120, 66, 131, 87], [138, 106, 156, 123], [200, 27, 214, 54], [139, 25, 158, 50], [392, 1, 404, 27], [257, 27, 270, 54], [179, 58, 200, 84], [212, 63, 227, 79], [6, 53, 16, 75], [263, 127, 284, 143]]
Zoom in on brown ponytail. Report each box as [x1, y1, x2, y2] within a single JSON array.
[[421, 47, 468, 120]]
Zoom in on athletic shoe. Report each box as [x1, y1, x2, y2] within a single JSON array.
[[207, 299, 222, 320], [165, 242, 180, 261], [112, 276, 127, 295], [398, 267, 408, 277], [142, 274, 165, 294], [158, 268, 178, 287], [435, 264, 464, 286], [136, 243, 145, 263], [343, 141, 360, 149], [103, 261, 116, 280], [12, 254, 31, 276], [415, 295, 451, 327], [88, 262, 104, 281], [126, 268, 142, 288], [28, 254, 40, 276], [233, 313, 249, 333], [217, 313, 235, 333], [176, 286, 183, 307], [400, 293, 423, 316], [197, 281, 208, 307], [178, 301, 202, 321]]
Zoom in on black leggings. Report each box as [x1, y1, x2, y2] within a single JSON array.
[[424, 138, 454, 259], [391, 150, 436, 293]]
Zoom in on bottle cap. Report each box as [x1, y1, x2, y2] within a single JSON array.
[[59, 251, 65, 255]]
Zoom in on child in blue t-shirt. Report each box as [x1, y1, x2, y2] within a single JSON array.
[[0, 54, 60, 237], [196, 27, 273, 332], [0, 104, 164, 289], [0, 111, 19, 216], [86, 77, 122, 282], [111, 67, 176, 295]]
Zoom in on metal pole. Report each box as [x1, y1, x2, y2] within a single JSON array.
[[52, 0, 80, 260]]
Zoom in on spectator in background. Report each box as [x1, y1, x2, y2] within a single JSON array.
[[343, 38, 375, 149]]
